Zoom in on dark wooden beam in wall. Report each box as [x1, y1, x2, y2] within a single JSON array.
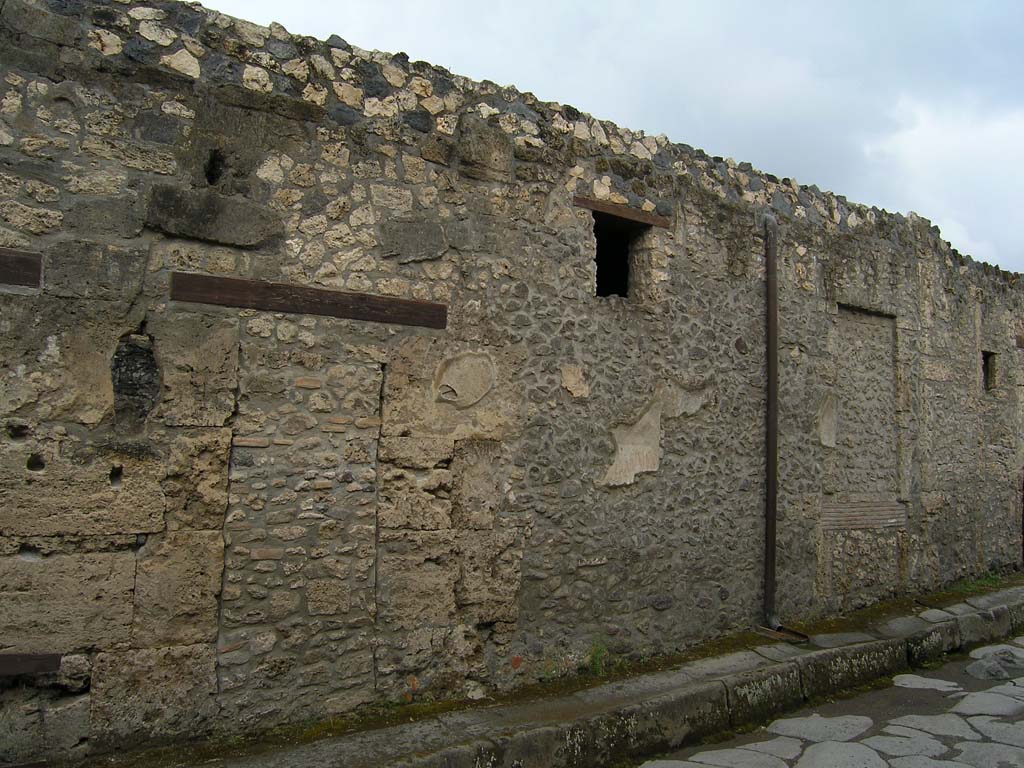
[[0, 653, 62, 677], [170, 272, 448, 330], [0, 247, 43, 288], [573, 196, 672, 228]]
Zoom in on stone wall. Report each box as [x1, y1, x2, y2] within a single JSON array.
[[1, 0, 1022, 761]]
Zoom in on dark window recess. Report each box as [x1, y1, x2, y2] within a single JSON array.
[[592, 211, 649, 298], [983, 350, 997, 391]]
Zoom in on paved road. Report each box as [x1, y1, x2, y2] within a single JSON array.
[[639, 639, 1024, 767]]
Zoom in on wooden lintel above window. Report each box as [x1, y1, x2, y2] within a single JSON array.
[[170, 272, 448, 330], [573, 196, 671, 228], [0, 247, 43, 288]]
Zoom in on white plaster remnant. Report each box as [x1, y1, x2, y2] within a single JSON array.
[[817, 391, 837, 447], [600, 380, 712, 486], [560, 364, 589, 398]]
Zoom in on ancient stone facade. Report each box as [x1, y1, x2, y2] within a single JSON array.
[[1, 0, 1022, 761]]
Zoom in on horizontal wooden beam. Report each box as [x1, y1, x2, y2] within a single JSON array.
[[0, 653, 62, 677], [0, 247, 43, 288], [170, 272, 447, 330], [573, 196, 671, 228]]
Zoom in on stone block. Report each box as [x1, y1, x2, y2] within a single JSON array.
[[91, 644, 218, 746], [378, 436, 455, 469], [378, 468, 453, 530], [44, 240, 147, 300], [0, 295, 131, 426], [146, 184, 283, 247], [150, 311, 240, 427], [906, 621, 960, 666], [457, 116, 513, 182], [958, 606, 1012, 646], [456, 527, 522, 625], [162, 428, 232, 529], [724, 662, 803, 725], [0, 552, 134, 653], [0, 687, 90, 765], [380, 219, 447, 263], [796, 639, 907, 699], [0, 441, 165, 536], [307, 577, 351, 616], [377, 530, 458, 630], [133, 530, 224, 648]]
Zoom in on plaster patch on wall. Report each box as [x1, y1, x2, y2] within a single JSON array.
[[600, 380, 712, 486], [560, 364, 589, 398], [817, 392, 838, 448], [434, 352, 495, 409]]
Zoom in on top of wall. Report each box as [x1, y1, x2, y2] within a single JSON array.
[[2, 0, 1019, 289]]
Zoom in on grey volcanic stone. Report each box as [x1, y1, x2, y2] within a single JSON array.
[[953, 741, 1024, 767], [793, 741, 887, 768], [145, 184, 283, 247], [689, 747, 787, 768], [768, 714, 874, 742], [890, 714, 980, 741], [863, 733, 947, 758], [380, 219, 448, 263], [739, 737, 803, 760], [967, 715, 1024, 747], [952, 692, 1024, 717]]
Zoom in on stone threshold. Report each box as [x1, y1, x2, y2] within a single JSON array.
[[83, 585, 1024, 768]]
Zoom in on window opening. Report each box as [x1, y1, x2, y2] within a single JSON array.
[[592, 211, 648, 298], [983, 350, 997, 391]]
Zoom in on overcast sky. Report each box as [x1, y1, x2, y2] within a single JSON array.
[[208, 0, 1024, 273]]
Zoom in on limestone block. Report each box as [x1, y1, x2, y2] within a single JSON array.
[[457, 115, 513, 181], [456, 527, 523, 624], [451, 439, 505, 529], [383, 337, 525, 441], [0, 441, 165, 536], [145, 184, 283, 247], [377, 530, 458, 630], [133, 531, 224, 648], [0, 688, 89, 765], [0, 552, 134, 653], [150, 312, 240, 427], [378, 468, 453, 530], [162, 428, 231, 529], [91, 644, 218, 745], [44, 241, 147, 300], [0, 295, 132, 425], [378, 436, 454, 468]]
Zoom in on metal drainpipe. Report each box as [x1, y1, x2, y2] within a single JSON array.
[[763, 215, 781, 630], [761, 215, 807, 641]]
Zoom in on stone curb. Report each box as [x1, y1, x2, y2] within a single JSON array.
[[198, 589, 1024, 768]]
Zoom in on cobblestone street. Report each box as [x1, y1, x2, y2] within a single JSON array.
[[641, 641, 1024, 768]]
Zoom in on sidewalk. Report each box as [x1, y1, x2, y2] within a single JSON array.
[[84, 580, 1024, 768]]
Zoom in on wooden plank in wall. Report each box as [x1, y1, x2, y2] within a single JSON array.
[[170, 272, 448, 329], [0, 247, 43, 288], [0, 653, 62, 677], [573, 196, 672, 228]]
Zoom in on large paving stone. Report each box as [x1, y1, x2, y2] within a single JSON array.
[[738, 737, 803, 760], [953, 741, 1024, 767], [967, 715, 1024, 747], [863, 732, 947, 758], [951, 692, 1024, 717], [689, 747, 787, 768], [767, 714, 874, 742], [793, 741, 887, 768], [889, 714, 980, 741]]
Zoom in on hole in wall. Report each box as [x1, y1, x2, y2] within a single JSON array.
[[111, 330, 160, 431], [109, 465, 124, 489], [26, 453, 45, 472], [983, 350, 998, 391], [6, 423, 29, 440], [204, 147, 227, 185], [592, 210, 649, 298]]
